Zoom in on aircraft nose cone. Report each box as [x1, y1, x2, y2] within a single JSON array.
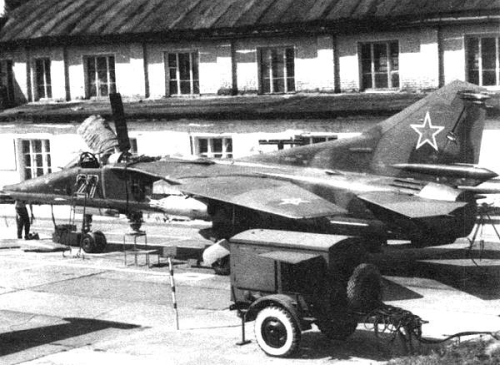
[[1, 181, 30, 203], [2, 176, 52, 201], [4, 180, 31, 193], [0, 186, 14, 203]]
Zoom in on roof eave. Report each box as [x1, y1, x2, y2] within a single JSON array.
[[0, 12, 499, 48]]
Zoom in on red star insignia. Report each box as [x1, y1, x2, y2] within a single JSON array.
[[410, 112, 445, 151]]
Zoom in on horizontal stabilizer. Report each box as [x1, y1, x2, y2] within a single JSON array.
[[179, 176, 346, 219], [459, 180, 500, 194], [359, 192, 467, 218]]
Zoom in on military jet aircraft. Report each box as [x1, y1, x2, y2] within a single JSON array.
[[2, 81, 496, 266]]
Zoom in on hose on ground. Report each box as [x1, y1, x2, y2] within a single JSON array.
[[358, 304, 500, 345]]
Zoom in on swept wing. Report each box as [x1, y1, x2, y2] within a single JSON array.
[[178, 176, 346, 219]]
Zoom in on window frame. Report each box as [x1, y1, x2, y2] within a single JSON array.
[[84, 55, 116, 99], [258, 46, 296, 94], [191, 135, 233, 159], [20, 139, 52, 180], [165, 51, 200, 96], [129, 137, 138, 155], [0, 59, 15, 106], [299, 133, 338, 145], [466, 35, 500, 87], [34, 57, 52, 101], [359, 40, 400, 90]]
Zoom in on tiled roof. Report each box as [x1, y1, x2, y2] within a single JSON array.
[[0, 0, 498, 44]]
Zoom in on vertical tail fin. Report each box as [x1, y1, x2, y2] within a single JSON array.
[[369, 80, 489, 177]]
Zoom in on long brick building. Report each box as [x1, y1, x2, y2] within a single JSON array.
[[0, 0, 498, 105]]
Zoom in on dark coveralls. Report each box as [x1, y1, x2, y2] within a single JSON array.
[[15, 200, 31, 239]]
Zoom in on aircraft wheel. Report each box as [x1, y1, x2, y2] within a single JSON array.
[[93, 231, 107, 253], [317, 315, 358, 341], [81, 232, 107, 253], [255, 306, 301, 357], [211, 255, 230, 276], [347, 263, 382, 313], [81, 233, 96, 253]]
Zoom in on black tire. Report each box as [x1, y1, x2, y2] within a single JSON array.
[[330, 238, 368, 283], [211, 255, 230, 276], [93, 231, 107, 253], [81, 233, 96, 253], [317, 315, 358, 341], [254, 306, 301, 357], [347, 263, 382, 313], [315, 280, 357, 341]]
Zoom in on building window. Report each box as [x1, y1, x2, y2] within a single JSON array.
[[297, 134, 338, 145], [129, 137, 138, 154], [0, 60, 14, 106], [21, 139, 51, 180], [34, 58, 52, 100], [85, 55, 116, 98], [166, 52, 199, 96], [258, 134, 337, 151], [467, 36, 499, 87], [360, 41, 399, 90], [259, 47, 295, 94], [193, 136, 233, 159]]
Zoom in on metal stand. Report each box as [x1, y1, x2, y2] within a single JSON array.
[[123, 230, 153, 266], [60, 205, 87, 260], [468, 204, 500, 260], [236, 311, 251, 346]]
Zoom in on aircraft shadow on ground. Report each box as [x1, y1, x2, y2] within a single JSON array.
[[0, 317, 139, 357], [370, 243, 500, 301]]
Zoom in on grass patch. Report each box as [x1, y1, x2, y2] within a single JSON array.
[[388, 338, 500, 364]]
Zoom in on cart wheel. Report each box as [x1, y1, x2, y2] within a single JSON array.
[[317, 315, 358, 341], [93, 231, 107, 253], [81, 233, 96, 253], [255, 306, 301, 357], [347, 263, 382, 313], [211, 255, 230, 276]]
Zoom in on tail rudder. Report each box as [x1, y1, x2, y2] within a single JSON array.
[[370, 80, 489, 178]]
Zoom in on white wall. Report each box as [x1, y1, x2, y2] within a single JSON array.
[[132, 131, 192, 157]]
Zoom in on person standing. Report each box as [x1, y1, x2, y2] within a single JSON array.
[[15, 200, 34, 239]]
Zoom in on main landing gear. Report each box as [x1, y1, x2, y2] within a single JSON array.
[[52, 209, 107, 254]]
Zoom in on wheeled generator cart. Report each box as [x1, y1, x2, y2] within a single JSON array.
[[229, 229, 383, 357]]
